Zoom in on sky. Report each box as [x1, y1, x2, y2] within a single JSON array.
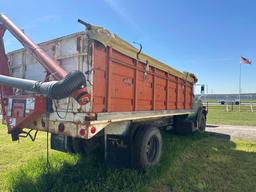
[[1, 0, 256, 94]]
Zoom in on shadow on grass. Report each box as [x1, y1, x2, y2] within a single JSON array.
[[206, 124, 220, 128], [6, 132, 256, 192], [205, 131, 231, 139], [155, 133, 256, 192]]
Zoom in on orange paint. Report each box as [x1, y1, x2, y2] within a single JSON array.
[[92, 41, 194, 113]]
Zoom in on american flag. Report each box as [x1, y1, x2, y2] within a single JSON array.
[[240, 56, 252, 64]]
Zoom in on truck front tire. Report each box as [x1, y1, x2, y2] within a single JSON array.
[[134, 126, 162, 169], [198, 114, 206, 132]]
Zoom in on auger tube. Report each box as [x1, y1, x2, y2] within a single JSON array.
[[0, 13, 67, 80], [0, 71, 86, 100]]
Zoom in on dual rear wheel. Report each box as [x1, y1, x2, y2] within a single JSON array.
[[70, 127, 163, 170], [70, 115, 205, 169], [133, 126, 162, 169]]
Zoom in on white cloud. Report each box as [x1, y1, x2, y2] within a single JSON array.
[[103, 0, 144, 35]]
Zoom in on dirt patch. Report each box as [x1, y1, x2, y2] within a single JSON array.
[[206, 124, 256, 141]]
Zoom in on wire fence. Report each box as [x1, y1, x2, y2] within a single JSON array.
[[204, 102, 256, 112]]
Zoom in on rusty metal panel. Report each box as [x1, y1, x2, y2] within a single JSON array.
[[177, 79, 185, 109], [133, 60, 139, 110], [92, 42, 107, 112], [137, 71, 153, 111], [185, 83, 193, 109], [155, 75, 166, 110], [109, 49, 134, 112], [92, 43, 194, 113], [167, 75, 177, 110]]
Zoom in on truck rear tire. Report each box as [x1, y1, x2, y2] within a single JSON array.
[[133, 126, 162, 169]]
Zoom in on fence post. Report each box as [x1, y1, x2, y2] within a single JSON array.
[[226, 104, 229, 112]]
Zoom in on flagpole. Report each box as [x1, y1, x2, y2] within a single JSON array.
[[239, 56, 252, 112], [239, 62, 241, 111]]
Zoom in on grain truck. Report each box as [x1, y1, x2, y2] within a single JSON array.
[[0, 14, 206, 169]]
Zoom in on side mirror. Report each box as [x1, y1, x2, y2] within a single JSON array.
[[201, 85, 205, 94]]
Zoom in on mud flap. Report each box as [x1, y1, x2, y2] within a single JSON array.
[[51, 134, 73, 153], [106, 134, 132, 168], [174, 115, 197, 134]]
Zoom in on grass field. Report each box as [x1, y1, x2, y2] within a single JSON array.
[[1, 124, 256, 192], [241, 100, 256, 103], [207, 106, 256, 126]]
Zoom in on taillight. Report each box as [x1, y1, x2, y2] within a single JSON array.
[[90, 126, 96, 134], [79, 128, 86, 136]]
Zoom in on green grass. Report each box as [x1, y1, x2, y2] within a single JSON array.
[[0, 127, 48, 191], [1, 124, 256, 192], [207, 106, 256, 126], [241, 99, 256, 103], [152, 138, 256, 192]]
